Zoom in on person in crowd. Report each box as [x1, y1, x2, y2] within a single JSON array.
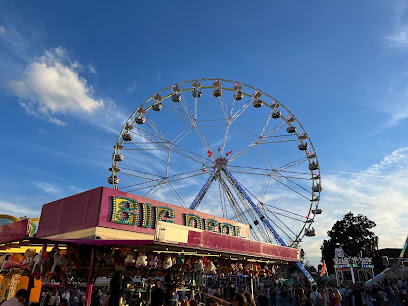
[[2, 289, 29, 306], [164, 283, 179, 306], [231, 293, 246, 306], [243, 292, 255, 306], [257, 292, 269, 306], [270, 286, 277, 306], [49, 291, 60, 306], [59, 299, 68, 306], [318, 287, 328, 306], [150, 279, 165, 306], [310, 286, 322, 306], [333, 288, 342, 306], [328, 288, 336, 306]]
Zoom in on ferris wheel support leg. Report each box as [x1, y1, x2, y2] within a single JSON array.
[[222, 167, 315, 284], [189, 169, 217, 210]]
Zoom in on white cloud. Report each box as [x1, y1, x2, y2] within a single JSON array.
[[156, 70, 162, 79], [34, 181, 85, 199], [37, 127, 48, 135], [301, 147, 408, 267], [0, 26, 5, 37], [0, 199, 40, 218], [7, 47, 104, 125], [88, 63, 96, 74], [34, 182, 64, 197], [385, 1, 408, 49], [126, 81, 138, 93], [370, 76, 408, 129]]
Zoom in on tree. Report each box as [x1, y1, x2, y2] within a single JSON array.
[[321, 212, 378, 273]]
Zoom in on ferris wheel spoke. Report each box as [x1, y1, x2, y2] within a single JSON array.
[[132, 127, 209, 165], [260, 175, 272, 203], [192, 122, 214, 157], [228, 165, 311, 177], [260, 138, 300, 144], [165, 149, 171, 178], [234, 121, 259, 138], [170, 125, 194, 146], [229, 125, 255, 142], [142, 179, 167, 198], [130, 128, 168, 149], [162, 102, 192, 126], [276, 157, 309, 171], [266, 175, 311, 199], [263, 206, 307, 223], [227, 168, 312, 181], [220, 92, 239, 155], [168, 142, 211, 164], [263, 121, 288, 138], [165, 180, 187, 208], [230, 94, 255, 123], [122, 168, 208, 192], [217, 177, 227, 219], [228, 173, 309, 218], [118, 167, 162, 179], [260, 108, 275, 137], [218, 175, 262, 241], [145, 115, 168, 142], [219, 95, 231, 155], [180, 93, 195, 123], [218, 94, 229, 121], [221, 172, 272, 242]]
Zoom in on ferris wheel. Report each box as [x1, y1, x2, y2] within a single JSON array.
[[109, 78, 322, 258]]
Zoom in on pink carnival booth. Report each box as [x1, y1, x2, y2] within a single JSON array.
[[1, 187, 300, 305]]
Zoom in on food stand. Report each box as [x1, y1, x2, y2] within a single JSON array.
[[0, 187, 301, 305]]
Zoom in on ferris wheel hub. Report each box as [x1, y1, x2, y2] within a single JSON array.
[[214, 157, 228, 168]]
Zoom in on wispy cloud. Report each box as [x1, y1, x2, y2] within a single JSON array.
[[37, 127, 48, 135], [126, 81, 138, 93], [302, 147, 408, 267], [88, 63, 97, 74], [0, 26, 5, 37], [33, 181, 84, 198], [156, 70, 162, 79], [373, 77, 408, 128], [385, 1, 408, 49], [0, 198, 40, 218]]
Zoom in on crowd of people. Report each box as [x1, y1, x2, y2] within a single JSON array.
[[3, 276, 408, 306], [200, 277, 408, 306]]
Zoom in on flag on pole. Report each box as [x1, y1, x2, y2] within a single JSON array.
[[320, 261, 328, 277], [202, 164, 207, 173], [226, 151, 233, 156], [207, 151, 213, 158], [218, 145, 221, 152]]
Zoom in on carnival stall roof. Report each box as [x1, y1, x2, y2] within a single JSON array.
[[26, 187, 300, 264]]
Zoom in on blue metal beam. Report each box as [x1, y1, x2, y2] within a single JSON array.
[[189, 169, 217, 210], [223, 167, 315, 283]]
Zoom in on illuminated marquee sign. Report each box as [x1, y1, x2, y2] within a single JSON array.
[[333, 247, 374, 269], [111, 196, 242, 237]]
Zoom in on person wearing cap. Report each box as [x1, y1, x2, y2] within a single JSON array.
[[2, 289, 29, 306]]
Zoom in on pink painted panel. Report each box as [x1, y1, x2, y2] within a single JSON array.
[[186, 229, 299, 261], [98, 187, 250, 238], [37, 187, 103, 238], [187, 231, 201, 246], [0, 219, 28, 244]]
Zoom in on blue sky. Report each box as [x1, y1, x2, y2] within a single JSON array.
[[1, 0, 408, 268]]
